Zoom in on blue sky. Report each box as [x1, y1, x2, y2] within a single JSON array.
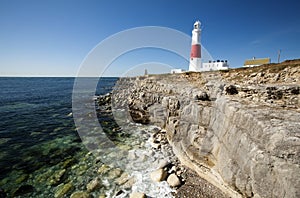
[[0, 0, 299, 76]]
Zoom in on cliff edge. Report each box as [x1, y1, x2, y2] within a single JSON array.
[[112, 60, 300, 197]]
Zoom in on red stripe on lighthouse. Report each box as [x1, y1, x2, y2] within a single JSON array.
[[190, 44, 201, 58]]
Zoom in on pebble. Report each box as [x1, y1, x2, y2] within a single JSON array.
[[115, 172, 129, 185], [86, 178, 100, 192], [48, 169, 66, 185], [122, 177, 136, 189], [108, 168, 122, 179], [97, 164, 110, 174], [150, 169, 168, 182], [129, 192, 146, 198], [54, 182, 73, 198], [70, 191, 90, 198], [167, 173, 181, 187]]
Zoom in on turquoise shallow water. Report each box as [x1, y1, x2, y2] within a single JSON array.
[[0, 77, 118, 197]]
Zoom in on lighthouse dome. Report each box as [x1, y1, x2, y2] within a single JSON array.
[[194, 20, 201, 29]]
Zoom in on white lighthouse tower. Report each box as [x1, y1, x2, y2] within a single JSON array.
[[189, 21, 202, 72]]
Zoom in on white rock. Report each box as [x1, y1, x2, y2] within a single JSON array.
[[167, 173, 181, 187], [150, 169, 167, 182]]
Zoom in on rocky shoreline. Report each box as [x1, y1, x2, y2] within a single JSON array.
[[96, 93, 180, 197], [96, 93, 228, 198], [97, 94, 186, 197], [110, 60, 300, 198]]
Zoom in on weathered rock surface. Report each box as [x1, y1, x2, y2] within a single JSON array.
[[112, 60, 300, 197], [150, 169, 168, 182]]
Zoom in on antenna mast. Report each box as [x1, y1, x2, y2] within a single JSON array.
[[277, 49, 281, 63]]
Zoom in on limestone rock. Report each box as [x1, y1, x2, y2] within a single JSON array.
[[108, 168, 122, 179], [54, 182, 73, 198], [129, 192, 146, 198], [86, 178, 100, 192], [97, 164, 110, 174], [122, 177, 135, 189], [150, 169, 167, 182], [115, 172, 130, 185], [70, 191, 90, 198], [167, 174, 181, 187], [157, 159, 170, 169], [112, 60, 300, 198], [48, 169, 66, 185]]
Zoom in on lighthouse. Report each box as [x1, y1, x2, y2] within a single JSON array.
[[189, 21, 202, 71]]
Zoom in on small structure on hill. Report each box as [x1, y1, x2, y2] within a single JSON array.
[[243, 57, 270, 67], [171, 69, 185, 74]]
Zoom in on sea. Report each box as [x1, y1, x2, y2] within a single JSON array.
[[0, 77, 174, 198]]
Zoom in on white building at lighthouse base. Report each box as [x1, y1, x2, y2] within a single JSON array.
[[201, 60, 229, 71]]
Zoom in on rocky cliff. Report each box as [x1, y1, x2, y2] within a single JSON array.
[[112, 60, 300, 198]]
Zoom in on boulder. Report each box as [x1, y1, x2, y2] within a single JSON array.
[[167, 174, 181, 187], [150, 169, 168, 182]]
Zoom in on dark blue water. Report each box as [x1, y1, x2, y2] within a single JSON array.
[[0, 77, 118, 196]]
